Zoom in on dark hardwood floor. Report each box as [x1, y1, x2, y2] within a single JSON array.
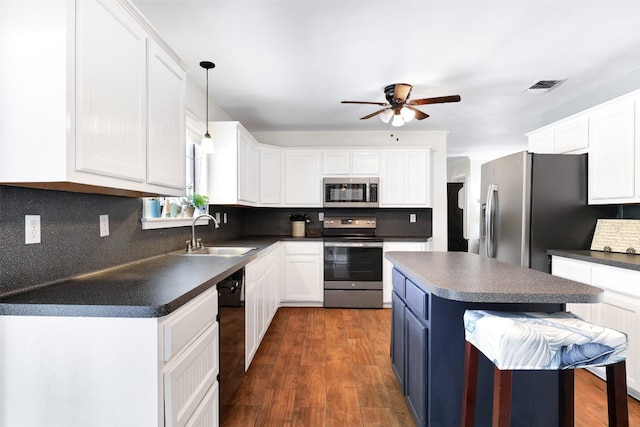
[[222, 307, 640, 426]]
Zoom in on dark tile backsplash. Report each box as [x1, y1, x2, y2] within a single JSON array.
[[1, 186, 431, 295]]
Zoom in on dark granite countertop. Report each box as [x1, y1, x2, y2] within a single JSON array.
[[547, 249, 640, 272], [0, 236, 283, 318], [385, 251, 603, 304], [0, 235, 431, 318]]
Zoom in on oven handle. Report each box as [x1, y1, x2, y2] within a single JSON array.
[[324, 241, 383, 248]]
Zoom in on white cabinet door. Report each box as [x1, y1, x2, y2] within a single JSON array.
[[284, 151, 322, 206], [245, 280, 259, 368], [551, 255, 640, 399], [527, 128, 555, 154], [588, 98, 637, 203], [591, 292, 640, 394], [75, 0, 147, 182], [322, 151, 351, 175], [380, 150, 431, 207], [260, 146, 283, 205], [283, 242, 323, 303], [554, 116, 589, 153], [551, 256, 593, 320], [147, 39, 187, 189], [383, 242, 426, 305], [352, 151, 380, 174], [238, 130, 259, 204]]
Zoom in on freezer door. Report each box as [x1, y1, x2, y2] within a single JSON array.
[[479, 151, 531, 267]]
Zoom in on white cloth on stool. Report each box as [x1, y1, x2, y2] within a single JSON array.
[[463, 310, 628, 370]]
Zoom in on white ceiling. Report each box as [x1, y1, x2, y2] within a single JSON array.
[[133, 0, 640, 157]]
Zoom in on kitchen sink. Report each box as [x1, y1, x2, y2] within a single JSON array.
[[181, 246, 257, 256]]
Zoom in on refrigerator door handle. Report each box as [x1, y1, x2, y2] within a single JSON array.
[[485, 184, 498, 258]]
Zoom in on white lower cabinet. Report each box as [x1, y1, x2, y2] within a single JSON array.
[[551, 256, 640, 399], [245, 243, 283, 368], [0, 286, 219, 427], [282, 241, 324, 305], [383, 241, 428, 305]]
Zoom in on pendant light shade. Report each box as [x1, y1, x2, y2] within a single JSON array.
[[200, 61, 216, 154]]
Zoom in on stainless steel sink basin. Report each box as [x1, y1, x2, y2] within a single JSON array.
[[183, 246, 257, 256]]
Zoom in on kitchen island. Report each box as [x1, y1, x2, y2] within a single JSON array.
[[385, 251, 604, 427]]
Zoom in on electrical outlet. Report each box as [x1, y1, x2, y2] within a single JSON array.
[[215, 212, 221, 224], [223, 213, 228, 224], [319, 212, 324, 221], [25, 215, 41, 244], [410, 213, 417, 223], [100, 214, 109, 237]]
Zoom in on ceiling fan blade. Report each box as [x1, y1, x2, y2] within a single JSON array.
[[405, 106, 429, 120], [408, 95, 461, 106], [341, 101, 389, 106], [359, 108, 390, 120]]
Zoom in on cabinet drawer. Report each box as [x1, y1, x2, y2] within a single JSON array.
[[392, 269, 405, 297], [164, 322, 219, 427], [163, 286, 218, 361], [285, 241, 321, 255], [405, 279, 428, 321], [185, 381, 219, 427], [551, 256, 591, 284], [592, 264, 640, 299]]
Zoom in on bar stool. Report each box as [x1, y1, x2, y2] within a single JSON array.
[[460, 310, 629, 427]]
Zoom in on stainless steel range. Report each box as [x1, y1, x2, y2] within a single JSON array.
[[323, 216, 383, 308]]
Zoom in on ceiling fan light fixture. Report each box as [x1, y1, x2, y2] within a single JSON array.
[[400, 107, 415, 123], [380, 109, 394, 123], [391, 113, 405, 127], [200, 60, 216, 154]]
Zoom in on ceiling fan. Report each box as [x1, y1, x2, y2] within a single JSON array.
[[341, 83, 461, 127]]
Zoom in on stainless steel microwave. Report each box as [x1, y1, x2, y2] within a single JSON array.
[[323, 177, 379, 208]]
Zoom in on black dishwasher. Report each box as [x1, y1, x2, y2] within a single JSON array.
[[217, 268, 245, 423]]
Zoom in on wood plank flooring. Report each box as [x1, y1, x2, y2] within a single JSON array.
[[221, 307, 640, 427]]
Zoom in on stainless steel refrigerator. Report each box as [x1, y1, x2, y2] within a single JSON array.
[[479, 151, 615, 273]]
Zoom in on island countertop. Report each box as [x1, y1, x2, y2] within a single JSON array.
[[385, 251, 604, 304]]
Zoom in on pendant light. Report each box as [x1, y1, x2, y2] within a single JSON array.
[[200, 61, 216, 154]]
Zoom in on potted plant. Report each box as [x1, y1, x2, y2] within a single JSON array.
[[188, 193, 209, 214]]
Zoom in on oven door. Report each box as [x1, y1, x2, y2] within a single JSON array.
[[323, 240, 383, 288]]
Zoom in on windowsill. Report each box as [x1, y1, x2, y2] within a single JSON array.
[[141, 217, 210, 230]]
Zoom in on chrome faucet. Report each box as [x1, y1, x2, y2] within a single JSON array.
[[189, 214, 220, 251]]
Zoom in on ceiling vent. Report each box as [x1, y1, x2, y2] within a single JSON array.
[[525, 79, 565, 93]]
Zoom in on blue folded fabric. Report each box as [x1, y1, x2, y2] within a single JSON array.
[[464, 310, 628, 370]]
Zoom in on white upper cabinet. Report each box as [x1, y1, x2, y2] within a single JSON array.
[[322, 150, 380, 175], [207, 121, 260, 205], [527, 128, 555, 154], [284, 150, 322, 206], [322, 151, 351, 175], [527, 89, 640, 205], [237, 130, 260, 204], [75, 0, 147, 182], [554, 116, 589, 153], [352, 151, 380, 174], [259, 146, 283, 205], [527, 116, 589, 154], [0, 0, 189, 196], [147, 39, 187, 189], [588, 96, 637, 204], [380, 149, 431, 207]]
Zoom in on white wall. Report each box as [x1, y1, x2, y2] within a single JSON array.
[[255, 130, 449, 251], [185, 76, 231, 124]]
